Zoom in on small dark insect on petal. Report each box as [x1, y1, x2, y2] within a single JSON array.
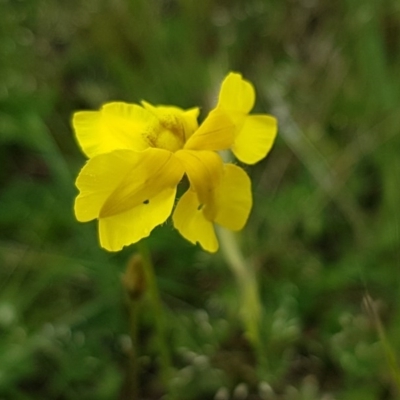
[[143, 199, 150, 204]]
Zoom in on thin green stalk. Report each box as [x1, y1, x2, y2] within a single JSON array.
[[136, 241, 174, 394], [127, 297, 139, 399], [364, 294, 400, 394], [122, 253, 146, 399], [217, 227, 268, 376]]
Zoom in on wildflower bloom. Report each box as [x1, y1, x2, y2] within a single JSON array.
[[72, 72, 277, 252]]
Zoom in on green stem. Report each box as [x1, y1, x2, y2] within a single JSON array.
[[217, 227, 269, 377], [127, 297, 139, 399], [137, 241, 174, 394], [364, 295, 400, 394]]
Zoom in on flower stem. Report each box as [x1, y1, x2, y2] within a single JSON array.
[[217, 227, 269, 377], [137, 241, 174, 394], [364, 294, 400, 394], [126, 297, 139, 398]]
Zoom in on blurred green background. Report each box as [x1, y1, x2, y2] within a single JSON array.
[[1, 0, 400, 399]]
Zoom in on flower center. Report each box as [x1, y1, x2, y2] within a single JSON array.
[[145, 114, 186, 152]]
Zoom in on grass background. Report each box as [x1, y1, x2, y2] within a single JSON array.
[[1, 0, 400, 398]]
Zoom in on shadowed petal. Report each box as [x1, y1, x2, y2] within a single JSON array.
[[74, 148, 184, 222], [100, 149, 184, 218], [184, 109, 234, 151], [213, 164, 252, 231], [141, 101, 200, 142], [172, 189, 218, 253], [99, 187, 177, 251], [174, 149, 223, 207], [74, 149, 137, 223]]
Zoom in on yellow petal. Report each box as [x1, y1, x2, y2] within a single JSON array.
[[99, 187, 177, 251], [217, 72, 255, 114], [74, 150, 136, 222], [174, 149, 223, 206], [213, 164, 252, 231], [74, 148, 184, 222], [100, 149, 183, 217], [232, 114, 278, 165], [172, 189, 218, 253], [72, 102, 154, 158], [184, 108, 235, 151]]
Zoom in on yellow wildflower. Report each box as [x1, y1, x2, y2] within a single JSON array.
[[72, 72, 277, 252]]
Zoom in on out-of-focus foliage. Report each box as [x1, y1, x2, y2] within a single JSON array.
[[1, 0, 400, 399]]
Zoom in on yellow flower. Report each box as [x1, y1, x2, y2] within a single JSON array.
[[72, 72, 277, 252]]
